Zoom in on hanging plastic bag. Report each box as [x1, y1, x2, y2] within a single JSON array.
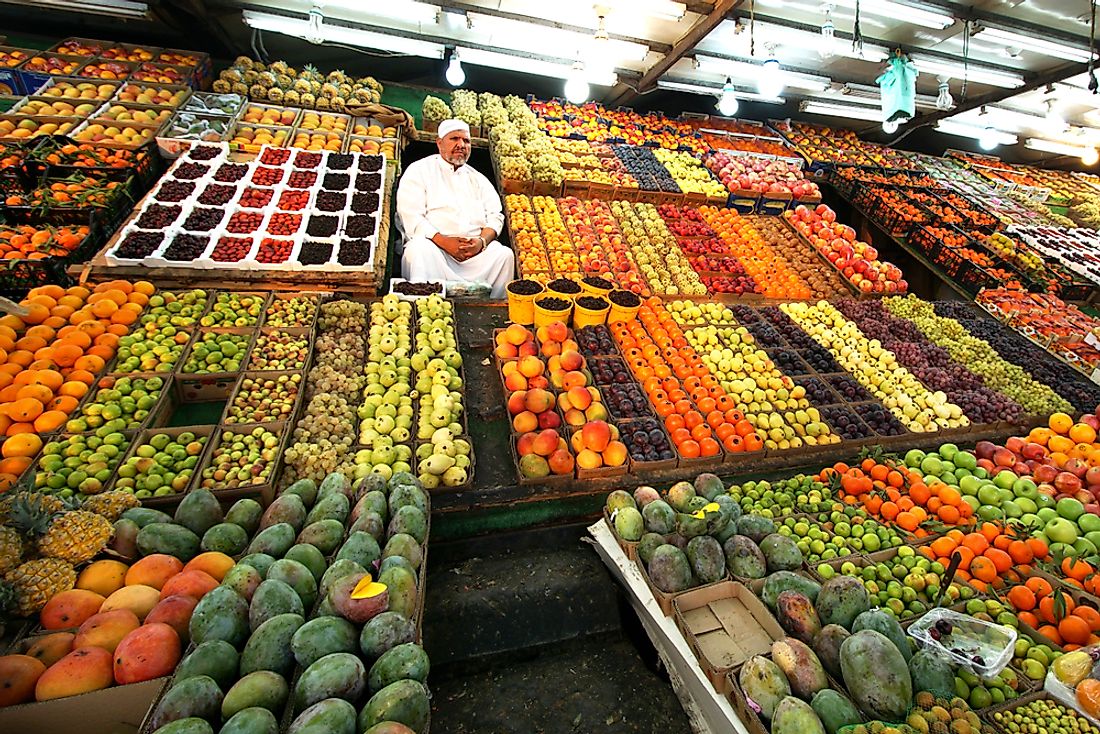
[[877, 54, 919, 123]]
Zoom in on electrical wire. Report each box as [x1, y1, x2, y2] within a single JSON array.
[[1089, 0, 1098, 93], [960, 20, 969, 102], [852, 0, 863, 57], [749, 0, 755, 59]]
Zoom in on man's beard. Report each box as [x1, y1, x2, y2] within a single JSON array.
[[443, 151, 468, 166]]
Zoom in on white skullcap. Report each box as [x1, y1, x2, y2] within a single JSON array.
[[437, 119, 470, 139]]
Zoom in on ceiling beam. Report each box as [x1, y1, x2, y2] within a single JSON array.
[[160, 0, 240, 55], [606, 0, 741, 107], [868, 60, 1089, 136]]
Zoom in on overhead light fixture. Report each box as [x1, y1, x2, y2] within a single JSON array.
[[910, 55, 1024, 89], [706, 18, 889, 64], [564, 61, 590, 104], [445, 48, 465, 86], [974, 25, 1094, 63], [1084, 147, 1100, 166], [589, 0, 687, 20], [799, 101, 883, 122], [657, 78, 784, 104], [759, 52, 785, 99], [882, 119, 900, 134], [978, 128, 1000, 151], [829, 82, 939, 110], [457, 46, 617, 86], [934, 120, 1018, 147], [695, 54, 830, 91], [717, 76, 739, 117], [936, 75, 954, 110], [828, 0, 954, 30], [320, 0, 442, 25], [0, 0, 150, 17], [1046, 100, 1066, 131], [242, 9, 445, 58], [467, 12, 648, 63], [1025, 137, 1100, 159]]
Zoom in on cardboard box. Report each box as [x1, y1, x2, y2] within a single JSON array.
[[0, 676, 167, 734], [673, 581, 785, 694]]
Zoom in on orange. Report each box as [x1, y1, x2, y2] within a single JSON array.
[[1059, 615, 1092, 646], [1050, 412, 1074, 435], [20, 303, 49, 325], [970, 556, 997, 583], [984, 547, 1013, 574], [1070, 423, 1098, 445], [1006, 585, 1037, 612], [0, 455, 31, 475], [30, 369, 63, 392], [133, 281, 155, 296], [67, 369, 96, 385], [1026, 576, 1054, 598], [1, 432, 41, 458], [32, 410, 67, 433], [73, 355, 105, 374]]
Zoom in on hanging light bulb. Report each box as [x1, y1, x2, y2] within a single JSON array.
[[1047, 100, 1066, 130], [820, 4, 836, 58], [717, 76, 739, 116], [936, 75, 954, 110], [564, 61, 590, 104], [588, 13, 614, 79], [445, 49, 465, 86], [758, 51, 784, 99], [978, 127, 1000, 151], [305, 3, 324, 44], [1083, 147, 1100, 166], [882, 119, 899, 134]]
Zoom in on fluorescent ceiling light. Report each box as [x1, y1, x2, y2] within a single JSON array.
[[0, 0, 149, 18], [935, 120, 1017, 146], [556, 0, 686, 21], [975, 26, 1094, 63], [467, 12, 649, 63], [656, 79, 784, 104], [910, 55, 1024, 89], [457, 46, 617, 86], [828, 82, 940, 110], [1025, 137, 1097, 157], [243, 10, 445, 58], [800, 101, 883, 122], [705, 19, 889, 64], [829, 0, 954, 30], [319, 0, 441, 25], [695, 54, 831, 91]]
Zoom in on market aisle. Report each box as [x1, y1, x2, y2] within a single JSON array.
[[422, 523, 693, 733]]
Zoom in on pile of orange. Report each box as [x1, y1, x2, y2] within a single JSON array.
[[1003, 573, 1100, 651], [825, 457, 976, 537], [0, 224, 90, 260], [0, 279, 155, 489], [917, 522, 1048, 591], [1025, 412, 1100, 469], [610, 299, 764, 459], [698, 207, 812, 300]]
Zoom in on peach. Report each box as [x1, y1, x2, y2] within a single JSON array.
[[603, 440, 628, 467], [158, 569, 218, 601], [524, 388, 553, 414], [517, 341, 538, 357], [504, 323, 530, 346], [100, 584, 160, 620], [532, 429, 559, 457], [501, 360, 518, 377], [35, 647, 114, 701], [540, 340, 561, 357], [40, 589, 106, 630], [512, 411, 538, 434], [571, 430, 585, 454], [547, 355, 561, 374], [73, 609, 140, 654], [517, 355, 544, 379], [144, 595, 198, 644], [547, 321, 568, 342], [23, 633, 74, 667], [75, 560, 129, 597], [582, 420, 611, 452], [124, 554, 184, 590], [563, 408, 586, 427], [560, 350, 584, 372], [548, 449, 574, 475], [561, 339, 580, 353], [585, 402, 609, 422], [183, 552, 235, 582], [549, 370, 566, 390], [587, 386, 601, 403], [567, 386, 592, 411], [576, 448, 603, 470], [0, 654, 46, 706], [535, 325, 550, 342], [516, 433, 537, 457], [537, 410, 561, 430], [112, 623, 180, 684], [563, 371, 588, 389], [504, 371, 528, 392], [527, 375, 549, 390], [506, 390, 527, 416], [494, 343, 517, 360]]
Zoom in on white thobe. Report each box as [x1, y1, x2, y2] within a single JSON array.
[[396, 154, 514, 298]]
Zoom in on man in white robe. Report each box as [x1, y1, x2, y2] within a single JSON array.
[[397, 119, 515, 298]]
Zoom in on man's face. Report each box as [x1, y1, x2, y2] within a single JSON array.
[[438, 130, 471, 166]]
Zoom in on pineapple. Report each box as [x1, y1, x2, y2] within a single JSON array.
[[0, 491, 62, 525], [293, 78, 312, 94], [253, 62, 267, 73], [242, 69, 258, 85], [80, 490, 140, 522], [300, 93, 316, 108], [275, 73, 293, 89], [9, 498, 113, 565], [0, 526, 22, 575], [269, 60, 288, 74], [284, 90, 301, 106], [302, 64, 321, 81], [320, 83, 338, 99], [268, 88, 285, 104], [4, 558, 76, 616], [212, 79, 231, 94], [233, 55, 255, 69], [249, 84, 268, 101], [221, 68, 242, 84], [231, 82, 248, 97], [258, 71, 276, 88], [315, 96, 331, 110], [310, 80, 322, 95], [332, 97, 346, 112]]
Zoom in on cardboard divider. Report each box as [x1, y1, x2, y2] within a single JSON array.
[[673, 580, 785, 696], [0, 674, 168, 734]]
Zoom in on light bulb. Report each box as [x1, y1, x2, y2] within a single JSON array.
[[758, 57, 784, 99], [936, 75, 954, 110], [717, 77, 738, 116], [882, 119, 899, 134], [445, 51, 465, 86], [1083, 147, 1099, 166], [819, 16, 835, 58], [564, 61, 589, 104], [1047, 102, 1065, 130], [978, 127, 1000, 151]]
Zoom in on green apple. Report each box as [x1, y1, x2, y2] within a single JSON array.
[[977, 484, 1002, 506], [1015, 498, 1037, 515], [1001, 500, 1022, 519], [1074, 537, 1098, 557], [954, 452, 978, 471], [1045, 517, 1080, 545], [960, 475, 983, 496], [904, 449, 925, 468], [1037, 507, 1059, 523], [1035, 493, 1056, 510], [1085, 530, 1100, 549], [1079, 513, 1100, 534], [1013, 477, 1038, 500], [921, 455, 943, 476], [1057, 497, 1086, 521], [993, 470, 1017, 490]]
